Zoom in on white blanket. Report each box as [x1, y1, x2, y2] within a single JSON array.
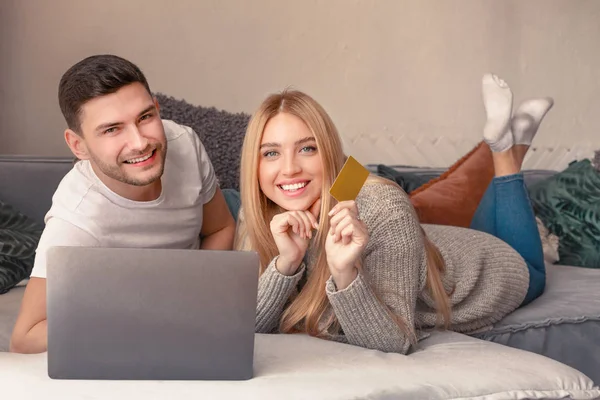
[[1, 332, 598, 400]]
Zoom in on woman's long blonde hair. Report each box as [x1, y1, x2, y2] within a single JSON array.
[[235, 89, 451, 338]]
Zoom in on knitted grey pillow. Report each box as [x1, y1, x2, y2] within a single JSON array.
[[154, 93, 250, 191], [593, 150, 600, 172]]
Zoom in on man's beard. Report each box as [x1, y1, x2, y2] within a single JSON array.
[[89, 141, 167, 187]]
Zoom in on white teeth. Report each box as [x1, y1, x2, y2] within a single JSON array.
[[126, 152, 153, 164], [280, 182, 307, 191]]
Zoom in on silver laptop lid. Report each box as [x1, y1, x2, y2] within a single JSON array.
[[46, 246, 259, 381]]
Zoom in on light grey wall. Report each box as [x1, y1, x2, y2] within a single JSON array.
[[1, 0, 599, 169]]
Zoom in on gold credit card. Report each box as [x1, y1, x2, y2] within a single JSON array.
[[329, 156, 370, 202]]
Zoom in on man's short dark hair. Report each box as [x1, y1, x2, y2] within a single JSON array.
[[58, 54, 152, 134]]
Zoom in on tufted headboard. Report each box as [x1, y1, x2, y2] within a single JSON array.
[[342, 133, 594, 172]]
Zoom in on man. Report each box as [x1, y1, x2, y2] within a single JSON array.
[[10, 54, 236, 353]]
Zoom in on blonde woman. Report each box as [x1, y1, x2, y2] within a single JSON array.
[[235, 76, 552, 354]]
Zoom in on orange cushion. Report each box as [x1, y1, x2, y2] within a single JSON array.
[[409, 141, 495, 228]]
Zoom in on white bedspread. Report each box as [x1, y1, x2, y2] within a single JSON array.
[[1, 332, 598, 400]]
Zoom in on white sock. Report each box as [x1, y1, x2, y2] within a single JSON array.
[[511, 97, 554, 146], [482, 73, 514, 152]]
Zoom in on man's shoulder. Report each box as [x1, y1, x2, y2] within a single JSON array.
[[43, 161, 103, 235], [161, 119, 213, 171], [51, 161, 95, 209], [161, 119, 206, 160], [162, 119, 199, 143]]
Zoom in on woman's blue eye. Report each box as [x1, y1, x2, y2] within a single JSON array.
[[263, 150, 278, 157], [301, 146, 317, 153]]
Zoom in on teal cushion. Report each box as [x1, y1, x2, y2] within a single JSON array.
[[528, 159, 600, 268], [222, 188, 241, 222], [375, 165, 437, 194], [0, 200, 43, 294]]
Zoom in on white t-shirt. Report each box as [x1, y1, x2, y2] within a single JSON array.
[[30, 119, 218, 279]]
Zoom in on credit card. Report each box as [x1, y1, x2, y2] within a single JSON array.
[[329, 156, 370, 202]]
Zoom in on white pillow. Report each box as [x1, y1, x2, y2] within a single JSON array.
[[1, 332, 598, 400]]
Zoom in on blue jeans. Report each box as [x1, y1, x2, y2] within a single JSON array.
[[470, 173, 546, 306]]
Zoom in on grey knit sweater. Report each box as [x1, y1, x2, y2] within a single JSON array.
[[255, 181, 530, 354]]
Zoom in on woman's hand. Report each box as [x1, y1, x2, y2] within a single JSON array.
[[270, 199, 321, 276], [325, 200, 369, 289]]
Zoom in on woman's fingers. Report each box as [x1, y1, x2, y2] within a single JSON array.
[[340, 223, 355, 245], [328, 200, 358, 217], [331, 216, 354, 242], [329, 207, 357, 234], [294, 211, 314, 239]]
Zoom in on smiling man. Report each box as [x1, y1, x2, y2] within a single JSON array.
[[9, 54, 236, 353]]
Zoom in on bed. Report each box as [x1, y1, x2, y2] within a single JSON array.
[[1, 116, 599, 397], [0, 330, 599, 399]]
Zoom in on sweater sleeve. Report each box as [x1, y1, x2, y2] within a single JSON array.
[[325, 183, 425, 354], [256, 256, 305, 333]]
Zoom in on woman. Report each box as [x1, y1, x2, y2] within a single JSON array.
[[234, 74, 553, 354]]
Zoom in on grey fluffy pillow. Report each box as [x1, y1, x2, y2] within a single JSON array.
[[154, 93, 250, 191]]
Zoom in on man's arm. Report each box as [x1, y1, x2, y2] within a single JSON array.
[[9, 277, 47, 353], [10, 218, 99, 353], [188, 126, 235, 251], [200, 187, 236, 250]]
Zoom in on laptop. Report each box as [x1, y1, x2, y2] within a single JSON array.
[[46, 246, 259, 381]]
